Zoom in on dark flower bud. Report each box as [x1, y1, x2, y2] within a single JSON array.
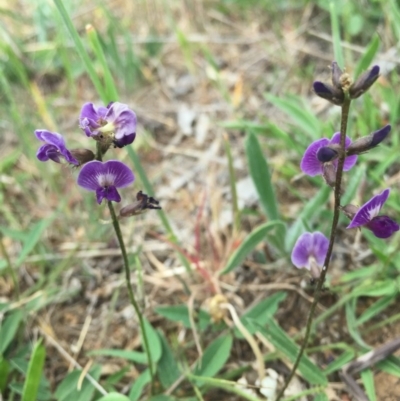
[[322, 163, 337, 189], [119, 190, 161, 218], [70, 148, 95, 166], [317, 146, 339, 163], [331, 61, 344, 89], [346, 125, 391, 156], [313, 81, 345, 106], [341, 204, 359, 220], [349, 65, 380, 99]]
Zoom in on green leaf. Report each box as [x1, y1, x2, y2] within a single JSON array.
[[155, 305, 210, 330], [193, 334, 233, 378], [354, 35, 380, 78], [377, 356, 400, 377], [345, 299, 368, 348], [245, 132, 280, 221], [361, 369, 377, 401], [142, 318, 162, 363], [97, 393, 130, 401], [235, 292, 287, 338], [128, 369, 151, 401], [264, 94, 320, 140], [220, 221, 285, 275], [0, 357, 10, 392], [54, 366, 102, 401], [22, 340, 46, 401], [157, 331, 181, 389], [88, 349, 147, 364], [356, 295, 396, 326], [323, 350, 355, 375], [0, 308, 23, 354], [149, 396, 179, 401], [257, 319, 327, 385], [285, 186, 331, 252]]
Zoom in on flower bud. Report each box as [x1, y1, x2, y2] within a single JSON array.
[[313, 81, 344, 106], [70, 148, 95, 166], [346, 125, 391, 156], [341, 204, 359, 220], [349, 65, 380, 99], [317, 146, 339, 163], [331, 61, 344, 89], [119, 190, 161, 218], [322, 163, 337, 189]]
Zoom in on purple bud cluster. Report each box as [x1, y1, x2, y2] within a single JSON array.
[[292, 62, 399, 277], [35, 101, 161, 215]]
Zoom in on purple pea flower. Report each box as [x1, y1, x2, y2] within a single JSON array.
[[347, 189, 399, 239], [79, 102, 137, 147], [291, 232, 329, 278], [300, 133, 358, 176], [35, 130, 79, 165], [77, 160, 135, 204]]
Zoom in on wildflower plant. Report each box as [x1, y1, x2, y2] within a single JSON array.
[[34, 100, 160, 390], [278, 62, 399, 400]]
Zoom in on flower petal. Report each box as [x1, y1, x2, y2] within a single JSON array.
[[342, 154, 358, 171], [113, 133, 136, 148], [347, 189, 390, 228], [77, 160, 104, 191], [36, 144, 54, 162], [300, 138, 329, 176], [366, 216, 400, 238], [35, 130, 65, 148], [103, 160, 134, 188], [105, 102, 137, 140], [291, 232, 314, 269], [80, 103, 100, 122], [95, 186, 121, 204], [311, 232, 329, 267]]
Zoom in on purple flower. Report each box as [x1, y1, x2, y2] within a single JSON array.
[[77, 160, 135, 204], [79, 102, 137, 147], [300, 133, 358, 176], [35, 130, 79, 165], [291, 232, 329, 278], [347, 189, 399, 239]]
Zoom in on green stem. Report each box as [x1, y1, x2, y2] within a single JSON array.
[[107, 200, 154, 391], [96, 142, 154, 392], [276, 97, 351, 401]]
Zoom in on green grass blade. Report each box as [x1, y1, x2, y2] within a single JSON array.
[[52, 0, 107, 103], [128, 369, 151, 401], [88, 349, 147, 364], [86, 25, 119, 102], [245, 132, 279, 221], [220, 221, 285, 275], [193, 334, 233, 378], [264, 94, 320, 140], [360, 369, 376, 401], [329, 0, 344, 68], [356, 295, 395, 326], [257, 319, 327, 385], [354, 35, 380, 78], [323, 350, 355, 375], [21, 340, 46, 401], [157, 331, 181, 389], [0, 309, 23, 354]]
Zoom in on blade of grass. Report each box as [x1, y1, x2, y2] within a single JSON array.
[[21, 340, 46, 401], [329, 0, 344, 68], [52, 0, 107, 103], [220, 221, 285, 275], [86, 24, 119, 102]]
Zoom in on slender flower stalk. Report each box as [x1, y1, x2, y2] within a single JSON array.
[[96, 143, 154, 392], [276, 95, 352, 401]]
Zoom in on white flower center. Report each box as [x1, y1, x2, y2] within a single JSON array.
[[97, 172, 116, 187]]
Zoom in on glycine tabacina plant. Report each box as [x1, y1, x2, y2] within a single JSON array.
[[35, 100, 161, 387], [277, 63, 399, 400]]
